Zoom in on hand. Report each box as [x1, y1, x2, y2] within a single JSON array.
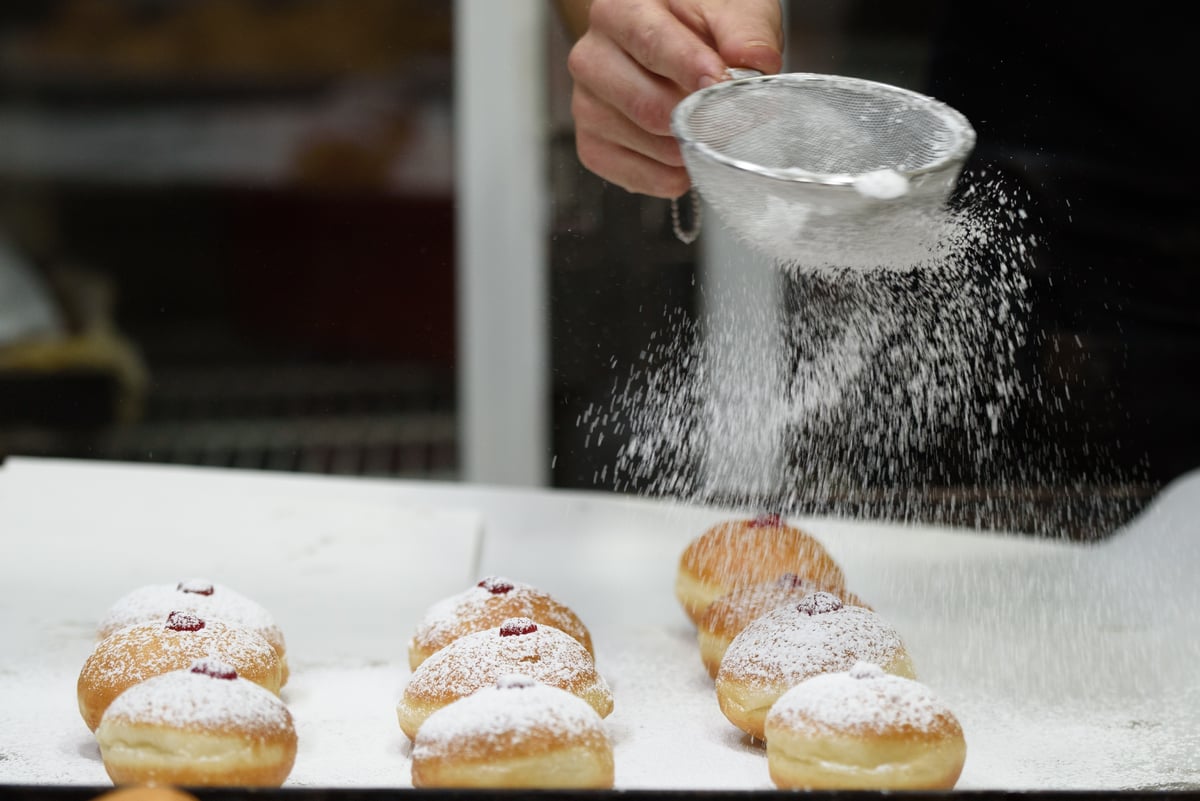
[[566, 0, 783, 198]]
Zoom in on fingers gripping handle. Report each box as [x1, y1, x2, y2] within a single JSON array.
[[671, 68, 763, 245]]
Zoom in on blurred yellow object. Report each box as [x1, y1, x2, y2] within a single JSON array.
[[0, 331, 147, 424], [0, 267, 147, 425]]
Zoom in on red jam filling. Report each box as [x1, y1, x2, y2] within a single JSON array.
[[190, 659, 238, 680], [797, 592, 844, 616], [478, 577, 515, 595], [165, 611, 206, 632], [496, 674, 537, 690], [177, 580, 215, 596], [499, 618, 538, 637]]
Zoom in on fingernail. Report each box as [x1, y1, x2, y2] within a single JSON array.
[[698, 74, 721, 90]]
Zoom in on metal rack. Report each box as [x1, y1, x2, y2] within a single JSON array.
[[1, 357, 456, 479]]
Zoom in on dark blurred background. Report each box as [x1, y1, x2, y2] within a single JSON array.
[[1, 1, 1196, 538], [0, 0, 459, 477]]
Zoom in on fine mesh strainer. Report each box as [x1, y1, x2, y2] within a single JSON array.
[[670, 72, 976, 268]]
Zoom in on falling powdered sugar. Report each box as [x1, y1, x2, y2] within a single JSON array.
[[587, 169, 1138, 537]]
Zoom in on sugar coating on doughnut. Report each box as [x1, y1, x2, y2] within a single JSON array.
[[701, 575, 871, 640], [768, 662, 953, 735], [718, 595, 912, 692], [697, 576, 871, 678], [98, 581, 285, 654], [83, 619, 278, 690], [100, 666, 293, 734], [96, 662, 297, 787], [765, 662, 965, 790], [409, 577, 592, 670], [676, 517, 846, 624], [398, 620, 612, 740], [415, 674, 605, 757], [78, 618, 281, 732], [411, 675, 613, 788], [715, 593, 914, 741], [409, 620, 604, 699]]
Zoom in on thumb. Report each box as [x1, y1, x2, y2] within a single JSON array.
[[707, 0, 784, 75]]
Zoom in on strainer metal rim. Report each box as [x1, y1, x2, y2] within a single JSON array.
[[670, 72, 977, 188]]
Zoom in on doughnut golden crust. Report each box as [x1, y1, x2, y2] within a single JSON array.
[[397, 618, 612, 741], [715, 593, 914, 741], [95, 660, 297, 787], [78, 614, 282, 732], [98, 579, 289, 686], [411, 674, 614, 788], [676, 515, 846, 625], [697, 575, 870, 679], [92, 786, 199, 801], [765, 662, 966, 790], [409, 577, 593, 671]]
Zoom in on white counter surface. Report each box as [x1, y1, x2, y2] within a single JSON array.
[[2, 457, 1198, 790]]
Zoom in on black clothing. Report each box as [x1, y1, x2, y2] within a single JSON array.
[[928, 2, 1200, 481]]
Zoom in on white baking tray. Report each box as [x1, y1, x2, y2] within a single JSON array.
[[1, 456, 1198, 791]]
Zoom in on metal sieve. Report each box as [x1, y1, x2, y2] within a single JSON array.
[[670, 72, 976, 268]]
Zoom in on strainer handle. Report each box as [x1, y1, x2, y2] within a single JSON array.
[[724, 67, 764, 81], [671, 190, 701, 244], [670, 68, 763, 245]]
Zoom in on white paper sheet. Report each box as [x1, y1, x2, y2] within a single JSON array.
[[1, 457, 1198, 790]]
